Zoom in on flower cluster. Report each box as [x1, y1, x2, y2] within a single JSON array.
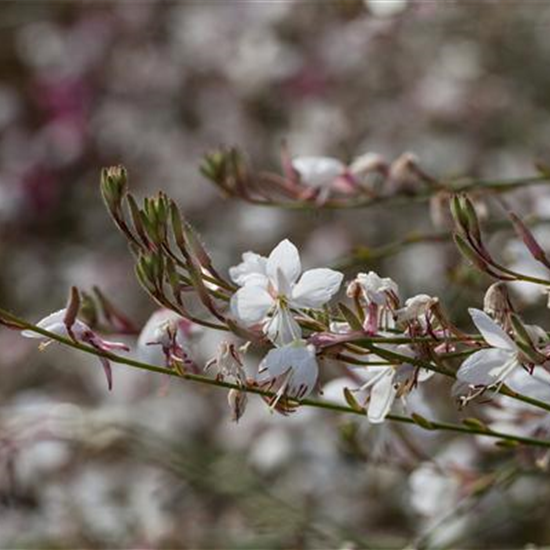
[[15, 166, 550, 431]]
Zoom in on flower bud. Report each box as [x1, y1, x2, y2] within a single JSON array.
[[388, 152, 421, 193], [509, 211, 550, 268], [227, 388, 247, 422], [100, 165, 127, 210], [483, 283, 513, 326]]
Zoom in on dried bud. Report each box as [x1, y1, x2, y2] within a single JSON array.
[[227, 388, 248, 422], [388, 152, 421, 193], [483, 283, 513, 326], [348, 152, 388, 178]]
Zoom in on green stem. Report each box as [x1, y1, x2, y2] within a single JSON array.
[[241, 175, 550, 211], [4, 308, 550, 450]]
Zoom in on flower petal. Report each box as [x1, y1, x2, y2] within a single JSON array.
[[368, 369, 397, 423], [468, 308, 516, 351], [258, 342, 318, 398], [21, 309, 67, 339], [266, 239, 301, 289], [291, 268, 343, 309], [286, 352, 319, 398], [230, 285, 273, 326], [505, 367, 550, 402], [457, 347, 516, 386], [263, 304, 302, 346], [229, 252, 268, 287], [292, 156, 345, 188]]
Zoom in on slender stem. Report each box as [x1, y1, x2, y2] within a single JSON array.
[[239, 174, 550, 211], [4, 307, 550, 450], [336, 216, 550, 268]]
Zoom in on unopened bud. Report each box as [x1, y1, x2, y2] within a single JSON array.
[[509, 212, 550, 268], [228, 388, 247, 422], [461, 195, 482, 244], [450, 194, 470, 236], [100, 165, 127, 209]]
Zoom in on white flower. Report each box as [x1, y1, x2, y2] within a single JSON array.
[[22, 308, 129, 390], [356, 346, 432, 424], [396, 294, 438, 323], [137, 308, 201, 368], [228, 252, 267, 287], [291, 156, 345, 188], [347, 271, 399, 306], [230, 239, 343, 345], [257, 340, 319, 399], [205, 341, 246, 385], [457, 308, 538, 388]]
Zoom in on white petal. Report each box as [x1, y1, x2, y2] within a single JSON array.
[[505, 367, 550, 402], [368, 370, 397, 423], [229, 252, 268, 287], [286, 352, 319, 398], [292, 156, 345, 188], [266, 239, 301, 288], [468, 308, 516, 351], [258, 342, 318, 398], [230, 285, 273, 326], [457, 348, 516, 386], [22, 309, 73, 339], [263, 304, 302, 346], [291, 268, 343, 309]]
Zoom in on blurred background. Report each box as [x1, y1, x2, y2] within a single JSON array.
[[2, 1, 550, 547]]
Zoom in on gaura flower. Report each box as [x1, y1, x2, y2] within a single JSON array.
[[347, 271, 399, 333], [355, 345, 432, 424], [22, 308, 129, 391], [230, 239, 343, 346], [137, 308, 201, 371], [204, 341, 247, 385], [257, 340, 319, 400], [291, 156, 346, 189], [347, 271, 399, 306], [396, 294, 438, 323], [457, 308, 543, 389]]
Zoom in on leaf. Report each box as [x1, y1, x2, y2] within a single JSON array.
[[338, 303, 363, 331]]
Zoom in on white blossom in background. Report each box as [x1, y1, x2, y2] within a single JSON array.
[[291, 156, 345, 189], [257, 340, 319, 399], [485, 368, 550, 441], [456, 308, 543, 389], [22, 308, 128, 390], [230, 239, 343, 346], [409, 441, 476, 547]]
